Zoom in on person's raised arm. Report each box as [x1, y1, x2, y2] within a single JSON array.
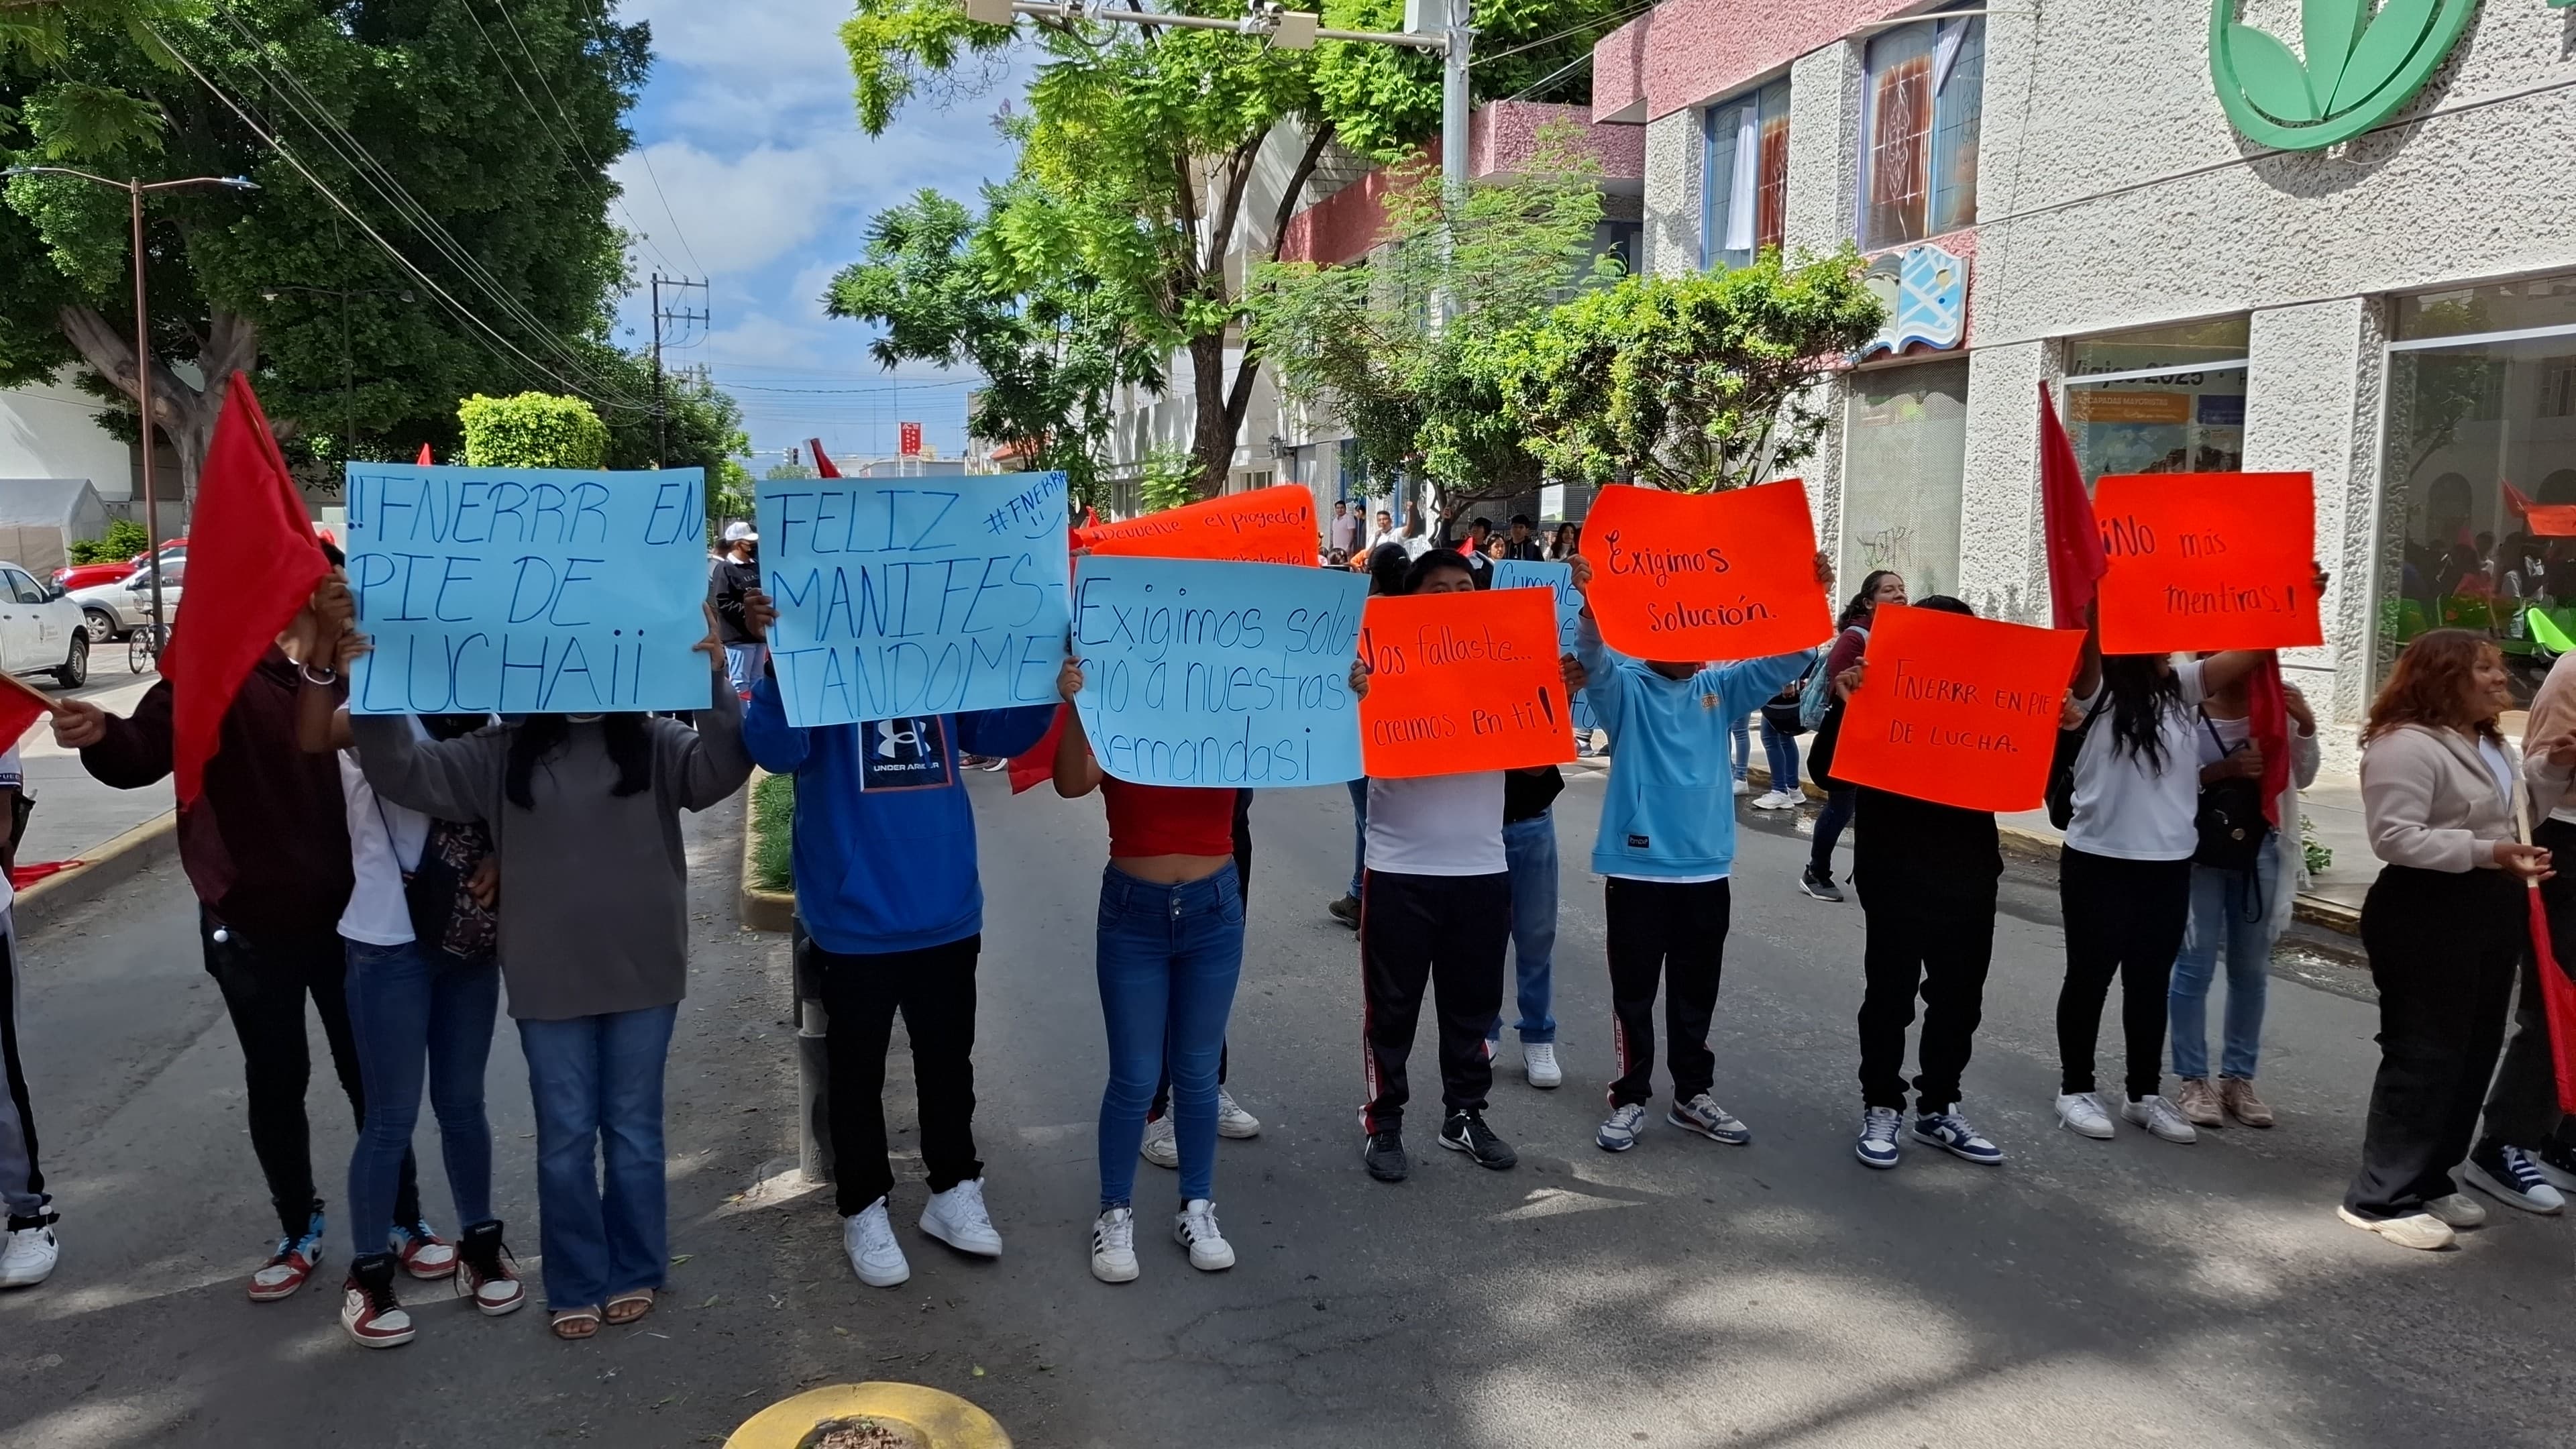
[[1051, 656, 1105, 798], [61, 679, 172, 788], [734, 588, 810, 775], [665, 603, 753, 810], [350, 712, 501, 824], [294, 623, 368, 755]]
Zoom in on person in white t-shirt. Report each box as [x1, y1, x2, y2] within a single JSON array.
[[1355, 550, 1585, 1184], [1328, 500, 1360, 555], [0, 741, 57, 1291], [2052, 598, 2304, 1146], [295, 641, 523, 1348]]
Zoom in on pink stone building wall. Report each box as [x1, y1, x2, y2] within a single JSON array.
[[1591, 0, 1918, 123]]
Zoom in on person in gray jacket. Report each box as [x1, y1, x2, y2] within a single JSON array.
[[349, 603, 753, 1337]]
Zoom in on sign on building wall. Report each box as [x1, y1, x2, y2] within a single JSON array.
[[1856, 243, 1968, 360], [2208, 0, 2481, 151]]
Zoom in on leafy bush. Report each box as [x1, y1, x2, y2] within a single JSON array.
[[751, 771, 795, 893], [68, 517, 151, 565], [1137, 446, 1201, 515], [457, 392, 610, 470]]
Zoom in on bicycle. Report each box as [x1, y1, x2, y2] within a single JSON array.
[[127, 617, 167, 676]]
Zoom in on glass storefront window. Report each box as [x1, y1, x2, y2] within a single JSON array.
[[2062, 317, 2251, 486], [2375, 274, 2576, 705], [1841, 358, 1968, 598]]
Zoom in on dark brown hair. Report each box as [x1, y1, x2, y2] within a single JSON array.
[[2365, 629, 2505, 743]]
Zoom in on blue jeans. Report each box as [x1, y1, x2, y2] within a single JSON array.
[[1346, 777, 1369, 899], [343, 938, 500, 1260], [1760, 718, 1800, 794], [1729, 713, 1750, 782], [723, 642, 766, 696], [517, 1004, 678, 1311], [1096, 863, 1244, 1208], [1487, 813, 1559, 1045], [2169, 853, 2278, 1080]]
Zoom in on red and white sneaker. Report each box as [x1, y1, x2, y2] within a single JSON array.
[[340, 1256, 416, 1348], [453, 1220, 525, 1317], [247, 1220, 325, 1303], [391, 1222, 455, 1281]]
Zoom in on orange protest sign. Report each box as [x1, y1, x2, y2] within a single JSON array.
[[1830, 604, 2086, 814], [1358, 588, 1572, 778], [1581, 480, 1832, 661], [1076, 485, 1315, 565], [2094, 472, 2320, 654]]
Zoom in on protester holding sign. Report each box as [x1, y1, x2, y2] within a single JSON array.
[[1568, 549, 1829, 1155], [2340, 631, 2562, 1250], [737, 588, 1055, 1292], [1800, 572, 1907, 904], [347, 604, 752, 1340]]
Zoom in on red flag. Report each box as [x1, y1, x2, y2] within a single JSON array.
[[2505, 481, 2538, 517], [1006, 704, 1069, 794], [415, 442, 432, 466], [2039, 383, 2106, 629], [2247, 655, 2291, 827], [0, 674, 54, 762], [808, 439, 841, 478], [173, 374, 328, 803]]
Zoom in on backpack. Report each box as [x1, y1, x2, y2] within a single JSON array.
[[2045, 695, 2106, 830], [2192, 714, 2273, 874], [1798, 628, 1864, 731], [1760, 657, 1821, 737]]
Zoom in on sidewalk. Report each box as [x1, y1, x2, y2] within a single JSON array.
[[18, 672, 170, 865]]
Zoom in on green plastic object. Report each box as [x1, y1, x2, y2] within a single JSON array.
[[2526, 606, 2576, 655]]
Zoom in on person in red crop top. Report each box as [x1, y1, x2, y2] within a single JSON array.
[[1053, 653, 1368, 1286]]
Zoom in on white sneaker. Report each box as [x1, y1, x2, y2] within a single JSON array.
[[1089, 1207, 1138, 1283], [919, 1178, 1003, 1257], [2424, 1192, 2488, 1230], [2055, 1091, 2115, 1139], [2121, 1095, 2198, 1144], [1173, 1199, 1235, 1271], [1214, 1089, 1262, 1140], [1521, 1041, 1562, 1089], [1139, 1116, 1180, 1169], [1750, 790, 1797, 810], [843, 1198, 910, 1287], [1731, 778, 1750, 796], [2337, 1205, 2455, 1251], [0, 1221, 58, 1289]]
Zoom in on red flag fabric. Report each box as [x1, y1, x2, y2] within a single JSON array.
[[2537, 908, 2576, 1114], [808, 439, 841, 479], [174, 374, 328, 803], [2505, 482, 2538, 517], [1007, 704, 1069, 794], [2247, 654, 2290, 827], [2039, 383, 2106, 630], [0, 674, 53, 764], [415, 442, 432, 466]]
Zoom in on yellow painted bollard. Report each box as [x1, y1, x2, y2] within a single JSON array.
[[725, 1383, 1010, 1449]]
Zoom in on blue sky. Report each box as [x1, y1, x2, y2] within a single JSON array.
[[607, 1, 1026, 469]]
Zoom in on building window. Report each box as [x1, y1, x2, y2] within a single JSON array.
[[2377, 272, 2576, 704], [1702, 79, 1789, 272], [2061, 317, 2251, 486], [1858, 9, 1984, 251], [1841, 358, 1969, 599]]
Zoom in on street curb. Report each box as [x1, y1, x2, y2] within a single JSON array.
[[14, 809, 178, 930], [738, 767, 794, 934]]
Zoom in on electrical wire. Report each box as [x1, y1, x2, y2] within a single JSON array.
[[1467, 0, 1654, 72]]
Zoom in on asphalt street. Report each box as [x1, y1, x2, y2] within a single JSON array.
[[2, 768, 2570, 1448]]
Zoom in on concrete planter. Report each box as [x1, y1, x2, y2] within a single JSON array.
[[739, 767, 796, 934]]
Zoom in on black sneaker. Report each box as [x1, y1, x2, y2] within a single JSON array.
[[1327, 894, 1361, 929], [1362, 1128, 1408, 1182], [2534, 1136, 2576, 1194], [1799, 866, 1844, 903], [2463, 1140, 2567, 1214], [1438, 1110, 1518, 1170]]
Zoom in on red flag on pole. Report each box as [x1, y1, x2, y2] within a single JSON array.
[[2511, 785, 2576, 1113], [2039, 383, 2106, 630], [2247, 655, 2291, 827], [173, 374, 329, 803], [808, 439, 841, 478], [0, 673, 55, 761], [415, 442, 432, 466]]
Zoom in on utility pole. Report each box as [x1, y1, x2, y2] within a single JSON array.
[[649, 273, 708, 467]]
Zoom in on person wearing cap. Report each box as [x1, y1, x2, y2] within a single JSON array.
[[710, 523, 763, 699], [1501, 515, 1546, 562]]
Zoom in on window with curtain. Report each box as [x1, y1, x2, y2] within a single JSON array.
[[1701, 79, 1790, 272], [1859, 11, 1984, 250]]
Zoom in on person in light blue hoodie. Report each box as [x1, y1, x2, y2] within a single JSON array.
[[1568, 550, 1831, 1155], [736, 588, 1056, 1292]]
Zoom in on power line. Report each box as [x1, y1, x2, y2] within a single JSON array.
[[470, 0, 686, 280]]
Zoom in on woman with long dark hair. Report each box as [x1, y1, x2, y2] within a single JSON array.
[[1799, 570, 1905, 902], [1547, 523, 1581, 561], [350, 605, 752, 1338], [2341, 631, 2565, 1249]]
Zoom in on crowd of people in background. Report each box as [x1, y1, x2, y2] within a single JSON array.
[[3, 498, 2571, 1357]]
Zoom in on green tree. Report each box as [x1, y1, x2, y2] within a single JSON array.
[[841, 0, 1635, 497], [1248, 133, 1615, 519], [1135, 443, 1200, 514], [458, 391, 607, 469], [0, 1, 649, 495], [66, 513, 148, 563], [1487, 251, 1885, 493], [826, 186, 1161, 508]]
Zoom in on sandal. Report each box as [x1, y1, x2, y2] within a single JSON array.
[[551, 1306, 602, 1341], [604, 1289, 656, 1326]]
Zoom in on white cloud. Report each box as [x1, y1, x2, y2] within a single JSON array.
[[698, 312, 834, 370]]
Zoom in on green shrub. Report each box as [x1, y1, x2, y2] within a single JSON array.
[[457, 392, 610, 470], [751, 771, 794, 892], [68, 517, 152, 565]]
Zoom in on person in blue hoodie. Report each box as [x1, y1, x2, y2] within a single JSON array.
[[736, 588, 1055, 1291], [1568, 549, 1832, 1154]]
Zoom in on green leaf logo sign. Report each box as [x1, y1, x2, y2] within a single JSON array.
[[2208, 0, 2482, 149]]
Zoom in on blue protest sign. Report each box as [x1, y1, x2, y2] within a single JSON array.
[[1493, 559, 1600, 737], [345, 464, 712, 715], [757, 471, 1071, 727], [1071, 556, 1367, 787]]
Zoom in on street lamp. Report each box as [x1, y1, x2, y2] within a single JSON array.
[[0, 166, 257, 641], [258, 284, 415, 464]]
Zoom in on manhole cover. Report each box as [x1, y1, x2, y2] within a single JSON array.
[[798, 1417, 926, 1449]]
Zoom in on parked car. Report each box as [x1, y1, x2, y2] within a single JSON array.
[[0, 559, 91, 688], [72, 561, 182, 646], [53, 537, 186, 593]]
